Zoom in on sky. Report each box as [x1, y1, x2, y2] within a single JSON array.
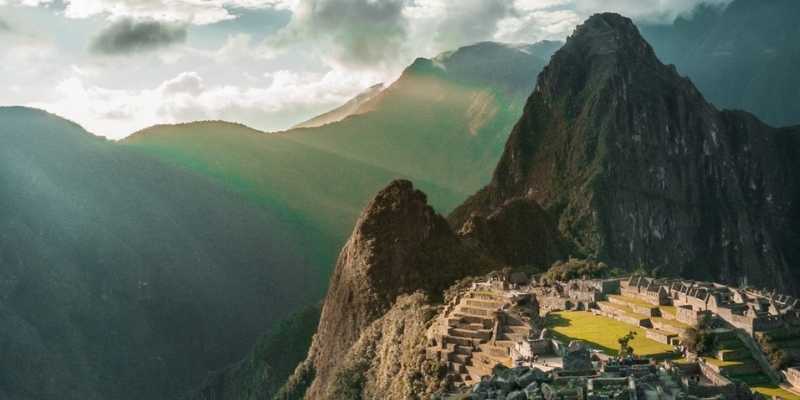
[[0, 0, 731, 139]]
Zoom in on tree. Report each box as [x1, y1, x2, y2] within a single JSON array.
[[618, 331, 637, 358]]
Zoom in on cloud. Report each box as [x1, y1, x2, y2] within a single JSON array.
[[0, 18, 11, 33], [431, 0, 514, 49], [572, 0, 732, 23], [159, 71, 205, 95], [90, 19, 187, 55], [55, 0, 292, 25], [29, 68, 383, 138], [270, 0, 408, 68], [214, 33, 278, 63]]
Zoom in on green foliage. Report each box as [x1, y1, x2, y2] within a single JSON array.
[[189, 305, 321, 400], [542, 257, 611, 282], [618, 331, 637, 358], [330, 361, 371, 400], [681, 327, 713, 354], [273, 361, 315, 400]]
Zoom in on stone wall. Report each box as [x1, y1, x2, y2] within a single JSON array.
[[646, 329, 676, 344], [786, 367, 800, 390]]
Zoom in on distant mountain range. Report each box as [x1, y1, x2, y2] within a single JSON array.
[[0, 107, 323, 400]]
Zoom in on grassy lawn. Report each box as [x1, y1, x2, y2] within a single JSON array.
[[702, 356, 749, 368], [545, 311, 676, 358]]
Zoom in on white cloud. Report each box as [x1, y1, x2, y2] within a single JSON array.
[[54, 0, 293, 24], [214, 33, 278, 62], [29, 68, 383, 138]]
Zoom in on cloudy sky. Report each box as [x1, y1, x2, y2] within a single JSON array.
[[0, 0, 729, 139]]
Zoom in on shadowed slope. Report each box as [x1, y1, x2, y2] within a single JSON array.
[[0, 107, 322, 400]]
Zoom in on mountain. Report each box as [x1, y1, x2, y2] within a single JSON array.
[[124, 40, 561, 276], [284, 41, 562, 196], [271, 12, 800, 400], [452, 13, 800, 293], [641, 0, 800, 127], [170, 41, 562, 400], [278, 180, 497, 400], [185, 12, 800, 400], [0, 107, 323, 400], [293, 83, 384, 129]]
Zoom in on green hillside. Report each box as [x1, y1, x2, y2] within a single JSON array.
[[0, 107, 323, 400], [124, 41, 559, 265], [125, 121, 463, 252], [285, 41, 560, 196]]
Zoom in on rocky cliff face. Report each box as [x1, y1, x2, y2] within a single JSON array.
[[452, 13, 800, 293], [280, 180, 495, 399], [457, 197, 565, 269]]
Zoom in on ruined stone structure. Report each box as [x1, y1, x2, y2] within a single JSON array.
[[426, 282, 536, 385], [431, 273, 800, 397], [533, 279, 621, 313], [621, 276, 800, 336], [447, 356, 754, 400]]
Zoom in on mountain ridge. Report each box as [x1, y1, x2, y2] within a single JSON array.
[[0, 106, 324, 400], [292, 83, 385, 129], [452, 12, 800, 292]]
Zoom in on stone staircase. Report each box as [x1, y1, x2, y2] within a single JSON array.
[[427, 290, 517, 385]]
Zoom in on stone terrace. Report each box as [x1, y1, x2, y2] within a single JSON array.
[[426, 284, 534, 385]]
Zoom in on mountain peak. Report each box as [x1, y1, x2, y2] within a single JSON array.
[[453, 13, 800, 293], [288, 179, 495, 399], [534, 12, 666, 107], [567, 13, 655, 58]]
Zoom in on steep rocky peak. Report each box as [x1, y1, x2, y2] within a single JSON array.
[[567, 13, 655, 59], [353, 179, 448, 245], [535, 13, 668, 106], [453, 12, 800, 293], [293, 180, 493, 399]]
